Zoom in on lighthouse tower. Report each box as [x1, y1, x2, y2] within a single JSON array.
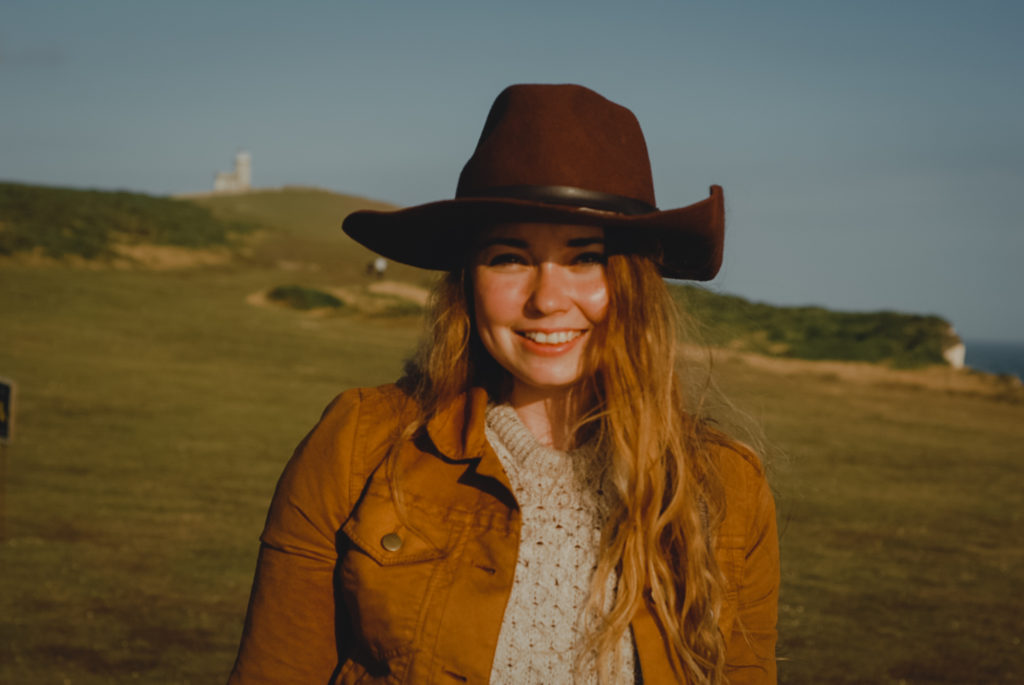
[[213, 151, 252, 193], [235, 151, 251, 188]]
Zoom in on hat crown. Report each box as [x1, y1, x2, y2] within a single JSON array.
[[456, 84, 657, 207], [342, 83, 724, 281]]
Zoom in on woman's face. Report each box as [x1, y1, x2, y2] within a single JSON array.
[[472, 223, 609, 403]]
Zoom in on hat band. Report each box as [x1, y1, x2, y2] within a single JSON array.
[[460, 184, 657, 216]]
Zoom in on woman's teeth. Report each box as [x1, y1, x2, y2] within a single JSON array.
[[519, 330, 582, 344]]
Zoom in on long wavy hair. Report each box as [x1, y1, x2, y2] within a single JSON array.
[[400, 249, 740, 684]]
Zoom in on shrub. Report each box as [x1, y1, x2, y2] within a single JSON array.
[[266, 285, 344, 310]]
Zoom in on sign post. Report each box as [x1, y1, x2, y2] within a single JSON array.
[[0, 377, 14, 542], [0, 377, 14, 445]]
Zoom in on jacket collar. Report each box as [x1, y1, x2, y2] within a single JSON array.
[[423, 385, 682, 679], [425, 387, 512, 488]]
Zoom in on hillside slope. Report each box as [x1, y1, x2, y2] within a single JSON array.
[[0, 181, 963, 367], [0, 181, 257, 261], [186, 187, 433, 285], [0, 182, 436, 284]]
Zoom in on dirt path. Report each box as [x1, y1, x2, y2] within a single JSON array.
[[367, 280, 430, 306]]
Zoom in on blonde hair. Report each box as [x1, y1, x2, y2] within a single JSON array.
[[400, 251, 741, 684]]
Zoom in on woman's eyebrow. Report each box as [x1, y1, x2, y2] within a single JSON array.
[[567, 237, 605, 248]]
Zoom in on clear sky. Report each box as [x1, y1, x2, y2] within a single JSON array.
[[3, 0, 1022, 342]]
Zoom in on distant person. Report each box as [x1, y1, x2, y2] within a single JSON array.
[[230, 84, 778, 684], [364, 257, 387, 279]]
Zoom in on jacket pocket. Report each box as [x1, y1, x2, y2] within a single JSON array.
[[338, 491, 457, 668], [343, 491, 450, 566]]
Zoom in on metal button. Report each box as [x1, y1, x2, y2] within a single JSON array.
[[380, 533, 403, 552]]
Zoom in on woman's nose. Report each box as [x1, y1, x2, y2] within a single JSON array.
[[527, 263, 571, 315]]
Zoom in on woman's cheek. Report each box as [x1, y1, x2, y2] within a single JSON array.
[[477, 278, 520, 324], [582, 278, 609, 323]]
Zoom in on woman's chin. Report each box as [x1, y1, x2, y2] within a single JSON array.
[[509, 375, 586, 403]]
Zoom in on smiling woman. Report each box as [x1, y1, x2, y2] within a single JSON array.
[[229, 84, 778, 685], [472, 224, 609, 438]]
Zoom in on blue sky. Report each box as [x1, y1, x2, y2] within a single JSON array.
[[2, 1, 1022, 341]]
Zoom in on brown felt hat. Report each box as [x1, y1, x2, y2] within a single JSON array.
[[342, 83, 724, 280]]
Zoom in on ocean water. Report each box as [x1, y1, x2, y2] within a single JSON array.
[[964, 340, 1024, 382]]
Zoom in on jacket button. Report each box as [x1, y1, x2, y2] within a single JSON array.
[[380, 533, 403, 552]]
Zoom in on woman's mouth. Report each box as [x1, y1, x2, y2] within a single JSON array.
[[517, 330, 584, 345]]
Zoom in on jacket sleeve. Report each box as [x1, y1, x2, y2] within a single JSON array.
[[228, 389, 368, 684], [724, 466, 780, 684]]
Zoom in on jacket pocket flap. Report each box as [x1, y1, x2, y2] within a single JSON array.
[[342, 492, 448, 566]]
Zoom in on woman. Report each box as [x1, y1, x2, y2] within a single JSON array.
[[229, 84, 778, 684]]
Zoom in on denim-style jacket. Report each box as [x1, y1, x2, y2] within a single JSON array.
[[229, 384, 778, 684]]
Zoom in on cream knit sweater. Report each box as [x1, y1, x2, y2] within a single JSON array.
[[485, 403, 637, 684]]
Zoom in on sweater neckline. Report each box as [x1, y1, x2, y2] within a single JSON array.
[[484, 403, 596, 463]]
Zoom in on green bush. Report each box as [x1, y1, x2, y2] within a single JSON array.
[[0, 182, 258, 258], [266, 285, 344, 310], [671, 284, 960, 368]]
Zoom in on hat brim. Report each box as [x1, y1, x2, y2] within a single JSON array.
[[342, 185, 723, 281]]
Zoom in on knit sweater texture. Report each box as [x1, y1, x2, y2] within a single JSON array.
[[484, 403, 636, 684]]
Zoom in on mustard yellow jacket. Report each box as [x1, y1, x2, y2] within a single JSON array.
[[229, 385, 778, 684]]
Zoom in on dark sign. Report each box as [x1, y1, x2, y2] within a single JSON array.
[[0, 378, 13, 444]]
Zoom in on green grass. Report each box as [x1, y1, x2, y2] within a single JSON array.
[[1, 264, 1021, 684], [708, 359, 1024, 683], [0, 265, 420, 684]]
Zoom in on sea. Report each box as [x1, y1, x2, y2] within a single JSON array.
[[963, 339, 1024, 383]]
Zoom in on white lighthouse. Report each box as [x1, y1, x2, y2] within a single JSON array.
[[213, 151, 252, 193]]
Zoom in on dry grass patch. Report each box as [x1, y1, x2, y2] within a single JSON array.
[[705, 347, 1023, 402]]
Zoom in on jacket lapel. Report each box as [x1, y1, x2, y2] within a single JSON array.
[[425, 387, 515, 493]]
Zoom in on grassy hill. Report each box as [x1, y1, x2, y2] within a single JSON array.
[[1, 181, 960, 366], [0, 182, 426, 280], [186, 187, 433, 285]]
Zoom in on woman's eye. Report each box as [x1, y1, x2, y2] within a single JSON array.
[[574, 251, 606, 266], [488, 253, 528, 267]]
